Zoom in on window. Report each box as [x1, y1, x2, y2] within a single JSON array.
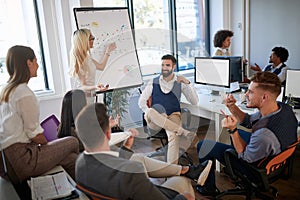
[[176, 0, 209, 71], [91, 0, 209, 76], [0, 0, 48, 91], [133, 0, 171, 76]]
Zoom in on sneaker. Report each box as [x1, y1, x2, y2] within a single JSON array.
[[197, 160, 212, 186], [196, 185, 220, 197], [184, 160, 211, 181]]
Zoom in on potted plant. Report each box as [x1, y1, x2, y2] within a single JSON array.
[[105, 88, 130, 132]]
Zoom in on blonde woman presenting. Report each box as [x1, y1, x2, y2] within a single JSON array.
[[69, 28, 116, 103]]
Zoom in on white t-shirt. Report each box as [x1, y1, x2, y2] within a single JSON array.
[[0, 83, 43, 149]]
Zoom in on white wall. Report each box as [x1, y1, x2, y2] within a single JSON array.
[[229, 0, 244, 56], [209, 0, 225, 56], [247, 0, 300, 71]]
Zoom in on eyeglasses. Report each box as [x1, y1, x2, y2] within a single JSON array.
[[89, 36, 95, 41]]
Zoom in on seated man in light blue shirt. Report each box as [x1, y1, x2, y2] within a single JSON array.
[[139, 54, 198, 164], [196, 71, 298, 197]]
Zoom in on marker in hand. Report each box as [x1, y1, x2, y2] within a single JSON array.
[[96, 83, 110, 92], [220, 109, 228, 118]]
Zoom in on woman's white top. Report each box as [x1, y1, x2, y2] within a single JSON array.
[[74, 55, 96, 89], [0, 83, 43, 149], [72, 55, 98, 103]]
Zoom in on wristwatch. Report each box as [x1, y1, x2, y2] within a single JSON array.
[[227, 127, 237, 134]]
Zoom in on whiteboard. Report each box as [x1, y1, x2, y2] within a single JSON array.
[[73, 7, 143, 91]]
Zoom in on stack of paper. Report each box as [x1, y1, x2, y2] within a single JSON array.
[[30, 172, 73, 200]]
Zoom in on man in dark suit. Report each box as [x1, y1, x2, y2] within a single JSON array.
[[75, 103, 212, 200]]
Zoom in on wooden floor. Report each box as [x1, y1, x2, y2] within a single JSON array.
[[131, 121, 300, 200]]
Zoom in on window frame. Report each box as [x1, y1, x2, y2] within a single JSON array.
[[33, 0, 49, 90], [92, 0, 210, 74]]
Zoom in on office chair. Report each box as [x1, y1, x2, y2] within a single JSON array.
[[76, 183, 118, 200], [40, 114, 60, 142], [216, 136, 300, 200]]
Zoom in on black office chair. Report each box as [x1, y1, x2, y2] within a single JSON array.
[[216, 136, 300, 200]]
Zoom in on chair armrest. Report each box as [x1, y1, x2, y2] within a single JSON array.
[[181, 107, 191, 129], [76, 184, 117, 200]]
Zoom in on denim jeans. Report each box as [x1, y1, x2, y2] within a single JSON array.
[[196, 129, 251, 187]]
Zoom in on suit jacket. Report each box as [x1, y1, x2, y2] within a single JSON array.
[[75, 152, 186, 200]]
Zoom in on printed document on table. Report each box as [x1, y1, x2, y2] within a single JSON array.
[[30, 171, 73, 200]]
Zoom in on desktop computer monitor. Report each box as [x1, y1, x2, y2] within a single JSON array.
[[194, 57, 230, 95], [284, 70, 300, 108], [229, 56, 243, 82], [214, 56, 244, 83], [285, 70, 300, 98]]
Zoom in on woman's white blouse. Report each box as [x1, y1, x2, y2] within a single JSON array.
[[0, 83, 44, 149], [75, 55, 96, 89]]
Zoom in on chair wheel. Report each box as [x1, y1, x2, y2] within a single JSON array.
[[272, 189, 279, 197], [269, 186, 279, 197]]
